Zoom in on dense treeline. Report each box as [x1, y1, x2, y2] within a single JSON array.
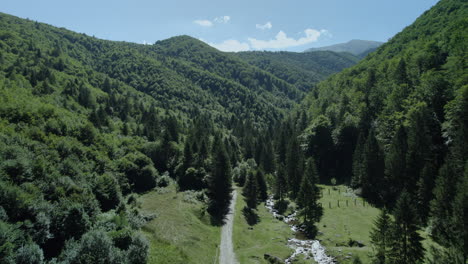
[[235, 50, 359, 92], [269, 0, 466, 262]]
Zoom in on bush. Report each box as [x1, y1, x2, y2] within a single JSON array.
[[15, 243, 44, 264], [126, 233, 149, 264]]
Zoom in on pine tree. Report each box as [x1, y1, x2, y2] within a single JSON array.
[[243, 171, 258, 209], [370, 208, 392, 264], [384, 125, 407, 206], [430, 157, 460, 246], [286, 136, 304, 199], [297, 157, 322, 237], [275, 165, 287, 201], [390, 191, 425, 264], [261, 141, 276, 174], [394, 58, 409, 85], [416, 162, 436, 225], [449, 164, 468, 263], [206, 136, 233, 224], [405, 103, 431, 193], [361, 127, 385, 205], [351, 132, 366, 189], [256, 170, 268, 202]]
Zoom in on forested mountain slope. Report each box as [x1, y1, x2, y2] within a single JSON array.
[[235, 50, 359, 92], [278, 0, 466, 261]]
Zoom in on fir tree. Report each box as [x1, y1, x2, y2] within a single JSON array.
[[351, 132, 366, 189], [405, 103, 431, 193], [384, 125, 407, 206], [256, 170, 268, 202], [390, 191, 425, 264], [361, 127, 385, 205], [206, 136, 233, 224], [297, 157, 322, 237], [243, 171, 258, 209], [275, 164, 287, 201], [286, 135, 304, 199], [430, 157, 461, 246], [370, 208, 392, 264]]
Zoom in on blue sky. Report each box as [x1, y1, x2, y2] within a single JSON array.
[[2, 0, 440, 52]]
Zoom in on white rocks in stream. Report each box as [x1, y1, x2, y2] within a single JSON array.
[[265, 197, 335, 264]]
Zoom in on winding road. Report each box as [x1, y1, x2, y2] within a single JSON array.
[[219, 190, 238, 264]]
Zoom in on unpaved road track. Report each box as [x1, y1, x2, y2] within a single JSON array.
[[219, 190, 238, 264]]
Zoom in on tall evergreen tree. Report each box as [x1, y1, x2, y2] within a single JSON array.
[[430, 157, 460, 246], [405, 103, 431, 193], [243, 171, 258, 209], [449, 163, 468, 263], [351, 132, 366, 189], [297, 157, 323, 237], [275, 165, 287, 201], [256, 170, 268, 202], [206, 136, 233, 224], [384, 125, 407, 206], [361, 127, 385, 205], [286, 135, 304, 199], [370, 208, 392, 264], [390, 191, 425, 264]]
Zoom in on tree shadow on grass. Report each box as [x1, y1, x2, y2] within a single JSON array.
[[242, 206, 259, 226]]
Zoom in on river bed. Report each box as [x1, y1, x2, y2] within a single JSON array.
[[265, 198, 335, 264]]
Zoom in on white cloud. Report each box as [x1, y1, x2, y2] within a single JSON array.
[[194, 16, 230, 27], [248, 28, 326, 50], [256, 22, 272, 30], [214, 16, 230, 24], [207, 39, 250, 52], [194, 19, 213, 27]]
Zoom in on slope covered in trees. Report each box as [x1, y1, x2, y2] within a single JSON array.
[[273, 0, 466, 262], [235, 50, 359, 92]]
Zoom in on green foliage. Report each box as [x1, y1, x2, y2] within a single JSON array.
[[390, 191, 425, 264], [255, 170, 268, 202], [370, 209, 392, 264], [15, 243, 44, 264], [296, 157, 323, 237], [243, 171, 258, 209], [206, 137, 232, 224]]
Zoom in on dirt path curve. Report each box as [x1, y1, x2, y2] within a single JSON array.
[[219, 190, 238, 264]]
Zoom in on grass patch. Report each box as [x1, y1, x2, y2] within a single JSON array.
[[233, 186, 294, 264], [317, 185, 438, 264], [316, 185, 380, 263], [140, 185, 220, 264]]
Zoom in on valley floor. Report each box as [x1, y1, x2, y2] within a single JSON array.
[[139, 184, 439, 264]]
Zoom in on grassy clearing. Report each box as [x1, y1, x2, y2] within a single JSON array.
[[316, 185, 439, 264], [233, 186, 294, 264], [140, 185, 221, 264], [316, 185, 380, 263]]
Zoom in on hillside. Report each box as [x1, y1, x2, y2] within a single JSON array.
[[305, 39, 383, 58], [235, 50, 359, 92], [280, 0, 467, 262]]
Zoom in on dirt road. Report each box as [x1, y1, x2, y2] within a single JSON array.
[[219, 190, 238, 264]]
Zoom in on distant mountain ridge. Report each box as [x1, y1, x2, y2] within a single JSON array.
[[305, 39, 384, 57]]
